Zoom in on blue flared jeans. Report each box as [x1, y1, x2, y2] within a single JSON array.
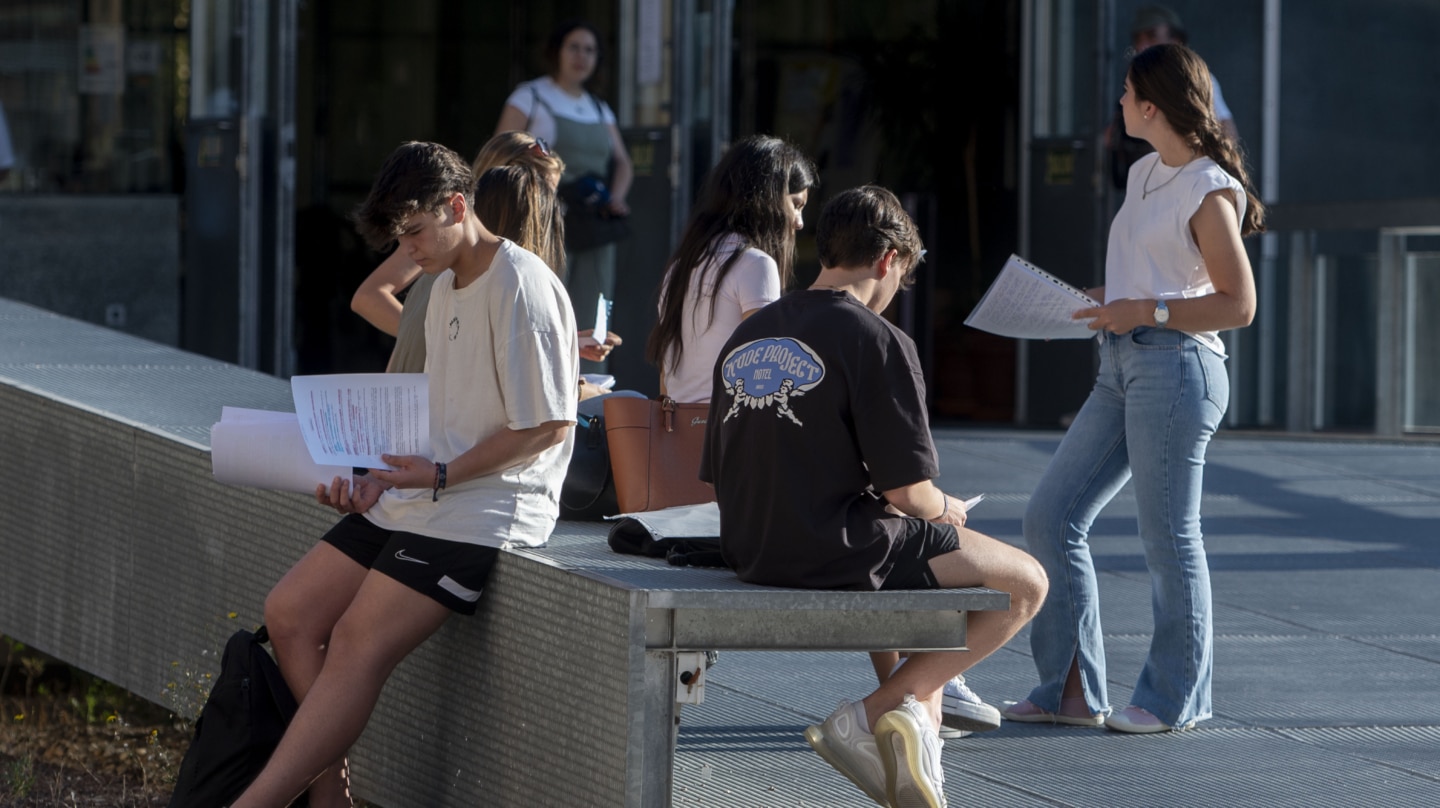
[[1021, 326, 1228, 728]]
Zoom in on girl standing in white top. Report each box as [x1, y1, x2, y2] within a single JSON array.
[[1005, 43, 1265, 735], [646, 135, 817, 404]]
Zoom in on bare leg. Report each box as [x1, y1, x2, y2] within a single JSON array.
[[234, 570, 452, 808], [861, 526, 1047, 730], [263, 542, 369, 807], [869, 651, 901, 684], [1063, 657, 1085, 699]]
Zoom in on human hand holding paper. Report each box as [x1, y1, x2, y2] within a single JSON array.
[[368, 453, 439, 490], [578, 328, 621, 362], [965, 255, 1100, 340], [1073, 298, 1155, 334], [315, 473, 389, 514]]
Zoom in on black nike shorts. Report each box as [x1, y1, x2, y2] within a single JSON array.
[[879, 519, 961, 590], [321, 514, 500, 615]]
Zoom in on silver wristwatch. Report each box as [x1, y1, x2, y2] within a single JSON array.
[[1154, 299, 1170, 328]]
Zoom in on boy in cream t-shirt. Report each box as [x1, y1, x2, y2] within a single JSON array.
[[231, 142, 577, 808]]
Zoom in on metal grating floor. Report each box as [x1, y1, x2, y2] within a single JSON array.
[[676, 649, 1440, 807], [671, 429, 1440, 808]]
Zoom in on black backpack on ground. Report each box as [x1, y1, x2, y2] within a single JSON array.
[[167, 626, 308, 807]]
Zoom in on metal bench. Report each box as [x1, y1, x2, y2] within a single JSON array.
[[0, 297, 1008, 807], [516, 524, 1008, 806]]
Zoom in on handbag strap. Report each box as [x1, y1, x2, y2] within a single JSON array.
[[660, 396, 677, 432]]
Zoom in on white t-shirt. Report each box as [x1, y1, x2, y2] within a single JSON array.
[[503, 77, 617, 145], [364, 240, 579, 548], [1105, 153, 1246, 357], [661, 233, 782, 403]]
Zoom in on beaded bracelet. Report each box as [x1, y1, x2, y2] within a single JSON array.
[[432, 462, 447, 502]]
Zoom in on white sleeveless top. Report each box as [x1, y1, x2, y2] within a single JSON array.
[[1105, 153, 1245, 356]]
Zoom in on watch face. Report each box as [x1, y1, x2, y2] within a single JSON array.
[[1155, 301, 1170, 326]]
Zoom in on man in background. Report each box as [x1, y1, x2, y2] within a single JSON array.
[[1108, 4, 1240, 189]]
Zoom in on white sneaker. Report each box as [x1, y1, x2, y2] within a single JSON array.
[[875, 695, 948, 808], [888, 660, 999, 736], [804, 700, 889, 806], [941, 674, 1002, 733]]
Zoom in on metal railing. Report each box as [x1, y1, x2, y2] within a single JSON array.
[[1242, 198, 1440, 436]]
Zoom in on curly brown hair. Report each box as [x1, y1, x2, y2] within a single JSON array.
[[353, 141, 474, 250]]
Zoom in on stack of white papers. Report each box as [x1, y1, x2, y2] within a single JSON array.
[[964, 254, 1100, 340], [211, 408, 351, 494], [211, 373, 431, 494], [581, 373, 616, 391]]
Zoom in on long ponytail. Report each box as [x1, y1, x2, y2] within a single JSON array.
[[1193, 118, 1265, 235], [1130, 43, 1266, 235]]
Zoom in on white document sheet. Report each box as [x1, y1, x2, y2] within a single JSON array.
[[290, 373, 430, 468], [964, 254, 1100, 340], [581, 373, 616, 391], [210, 407, 351, 494], [594, 293, 611, 337]]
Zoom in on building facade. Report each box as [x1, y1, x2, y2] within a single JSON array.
[[2, 0, 1436, 434]]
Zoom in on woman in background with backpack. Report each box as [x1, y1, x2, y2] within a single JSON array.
[[495, 19, 634, 369]]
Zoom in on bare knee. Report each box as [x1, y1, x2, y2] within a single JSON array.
[[1012, 555, 1049, 620], [976, 547, 1049, 622], [324, 610, 408, 679], [265, 582, 327, 648]]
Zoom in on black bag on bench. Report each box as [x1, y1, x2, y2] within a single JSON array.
[[561, 391, 647, 521], [607, 518, 729, 568]]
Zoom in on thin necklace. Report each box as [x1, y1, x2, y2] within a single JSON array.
[[1142, 155, 1192, 199]]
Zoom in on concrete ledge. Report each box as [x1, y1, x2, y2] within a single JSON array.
[[0, 297, 1005, 806], [0, 298, 637, 806]]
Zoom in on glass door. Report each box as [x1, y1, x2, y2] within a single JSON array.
[[1017, 0, 1109, 426], [185, 0, 296, 374]]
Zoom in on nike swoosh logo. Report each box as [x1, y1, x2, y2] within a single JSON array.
[[394, 549, 429, 565]]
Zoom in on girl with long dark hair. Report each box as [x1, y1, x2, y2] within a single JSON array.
[[1005, 42, 1264, 734], [646, 135, 818, 402]]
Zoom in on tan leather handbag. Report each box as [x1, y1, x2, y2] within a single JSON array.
[[602, 395, 716, 513]]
